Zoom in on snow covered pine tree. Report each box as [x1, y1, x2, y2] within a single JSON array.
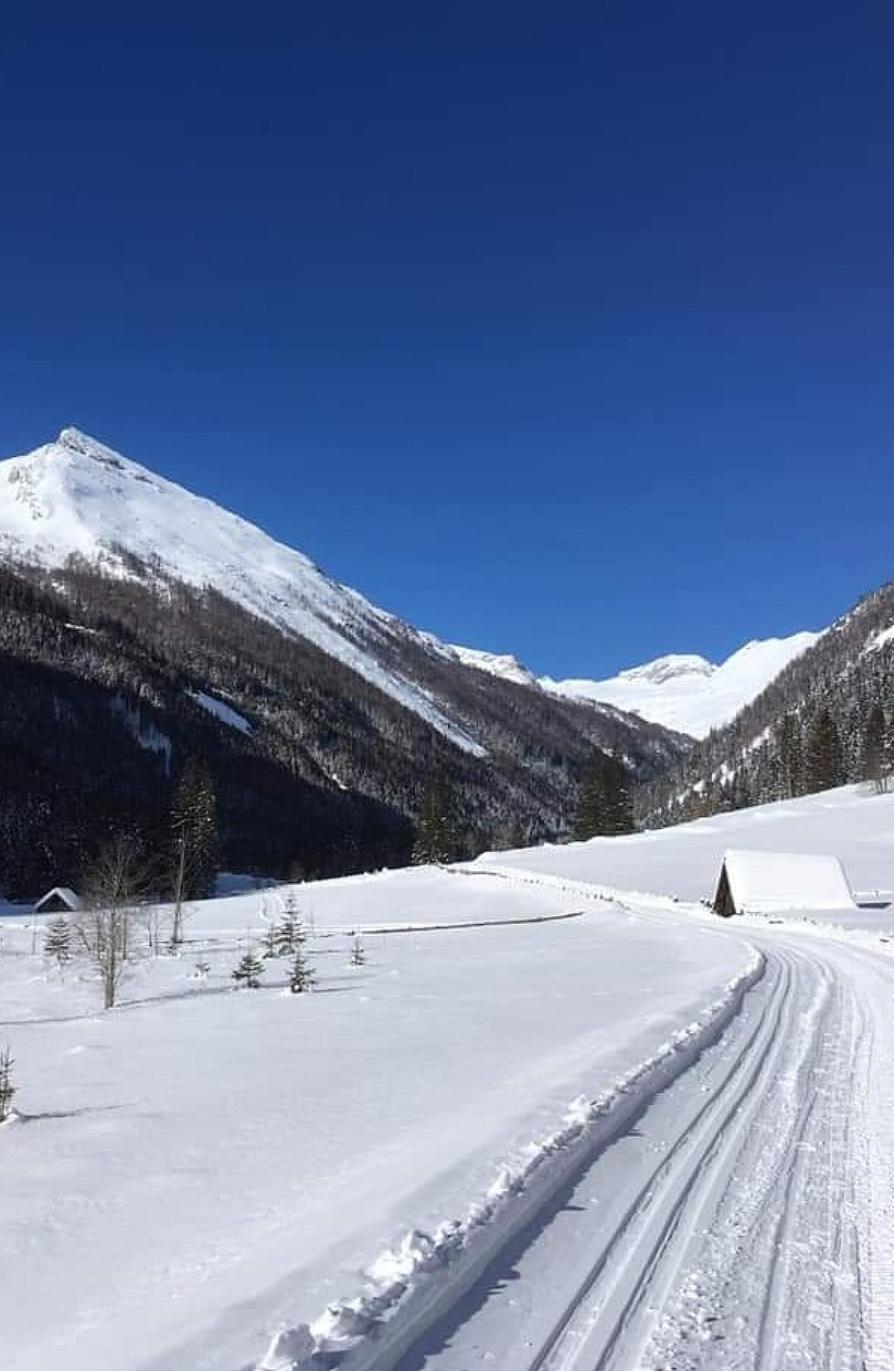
[[231, 950, 264, 989]]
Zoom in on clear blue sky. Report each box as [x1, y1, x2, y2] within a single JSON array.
[[2, 2, 893, 677]]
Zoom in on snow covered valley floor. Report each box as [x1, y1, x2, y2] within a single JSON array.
[[2, 787, 893, 1371]]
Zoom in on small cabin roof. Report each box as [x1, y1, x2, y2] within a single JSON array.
[[34, 886, 80, 913], [717, 849, 856, 914]]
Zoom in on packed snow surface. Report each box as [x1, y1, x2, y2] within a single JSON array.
[[542, 634, 821, 738], [0, 428, 484, 755]]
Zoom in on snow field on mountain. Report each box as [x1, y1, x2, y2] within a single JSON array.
[[0, 867, 754, 1371], [542, 633, 821, 738]]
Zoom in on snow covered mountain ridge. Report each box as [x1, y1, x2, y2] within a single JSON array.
[[0, 427, 491, 753], [446, 641, 823, 741], [540, 636, 822, 739], [0, 428, 817, 745]]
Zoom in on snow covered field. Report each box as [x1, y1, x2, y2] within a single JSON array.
[[481, 782, 894, 923], [2, 785, 892, 1371]]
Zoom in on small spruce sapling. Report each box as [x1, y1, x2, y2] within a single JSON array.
[[0, 1046, 16, 1123], [350, 937, 366, 967], [289, 945, 315, 994], [232, 950, 264, 989], [262, 921, 280, 960], [275, 895, 306, 956], [44, 916, 72, 971]]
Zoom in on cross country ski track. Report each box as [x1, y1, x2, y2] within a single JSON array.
[[381, 928, 890, 1371]]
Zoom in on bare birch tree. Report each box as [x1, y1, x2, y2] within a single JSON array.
[[76, 836, 149, 1009]]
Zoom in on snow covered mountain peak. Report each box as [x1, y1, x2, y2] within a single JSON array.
[[542, 633, 821, 738], [617, 653, 715, 686], [0, 427, 822, 751], [57, 425, 129, 462], [0, 428, 488, 753]]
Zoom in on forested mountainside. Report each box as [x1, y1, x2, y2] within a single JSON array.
[[638, 581, 894, 826], [0, 560, 687, 897]]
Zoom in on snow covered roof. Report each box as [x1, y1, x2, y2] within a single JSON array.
[[716, 849, 856, 914], [34, 886, 80, 913]]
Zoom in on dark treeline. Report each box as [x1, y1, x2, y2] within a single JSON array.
[[638, 581, 894, 826], [0, 560, 683, 897]]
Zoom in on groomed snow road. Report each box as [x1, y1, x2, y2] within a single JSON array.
[[382, 928, 890, 1371]]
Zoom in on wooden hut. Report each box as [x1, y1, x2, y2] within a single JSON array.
[[712, 849, 855, 916]]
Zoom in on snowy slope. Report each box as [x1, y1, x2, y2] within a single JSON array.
[[0, 868, 752, 1371], [3, 786, 893, 1371], [0, 428, 484, 754], [0, 427, 813, 754], [480, 781, 894, 916], [541, 634, 821, 738], [448, 643, 540, 688]]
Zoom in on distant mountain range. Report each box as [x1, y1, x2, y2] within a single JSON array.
[[639, 583, 894, 825], [1, 425, 866, 894], [540, 637, 822, 738], [451, 637, 821, 739], [0, 428, 683, 893]]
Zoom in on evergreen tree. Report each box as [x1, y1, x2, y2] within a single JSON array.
[[573, 763, 605, 840], [497, 821, 527, 852], [289, 945, 316, 993], [350, 936, 366, 967], [0, 1045, 15, 1123], [728, 772, 752, 812], [44, 915, 72, 968], [275, 896, 306, 956], [774, 713, 803, 798], [605, 752, 635, 835], [170, 758, 219, 905], [412, 776, 455, 864], [861, 703, 887, 791], [261, 921, 281, 959], [231, 949, 264, 989], [573, 752, 635, 839], [804, 709, 845, 794], [884, 710, 894, 792]]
